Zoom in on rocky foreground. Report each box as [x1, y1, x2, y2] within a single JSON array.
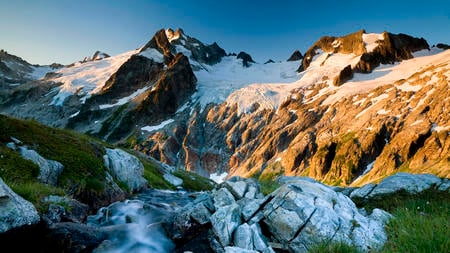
[[1, 171, 448, 252]]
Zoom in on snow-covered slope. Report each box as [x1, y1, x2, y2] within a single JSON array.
[[49, 50, 138, 105], [193, 57, 300, 110], [225, 32, 444, 115]]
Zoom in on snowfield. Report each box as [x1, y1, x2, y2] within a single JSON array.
[[49, 50, 138, 106]]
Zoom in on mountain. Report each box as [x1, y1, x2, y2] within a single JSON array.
[[0, 28, 448, 187]]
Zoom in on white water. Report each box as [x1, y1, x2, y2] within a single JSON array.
[[87, 189, 193, 252]]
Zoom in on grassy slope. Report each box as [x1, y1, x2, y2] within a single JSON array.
[[309, 189, 450, 253], [0, 114, 214, 213]]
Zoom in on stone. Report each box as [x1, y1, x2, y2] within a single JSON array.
[[163, 173, 183, 187], [350, 183, 377, 201], [250, 223, 273, 253], [42, 195, 89, 223], [437, 178, 450, 192], [18, 146, 64, 186], [224, 247, 258, 253], [210, 203, 241, 247], [224, 178, 248, 199], [212, 187, 235, 209], [103, 148, 147, 192], [261, 180, 391, 252], [367, 172, 442, 198], [0, 177, 40, 233], [241, 198, 265, 222], [233, 223, 253, 250]]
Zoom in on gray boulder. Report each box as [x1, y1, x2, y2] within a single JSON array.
[[262, 180, 391, 252], [103, 148, 147, 192], [351, 173, 443, 204], [0, 177, 40, 233], [18, 146, 64, 186], [210, 203, 241, 247]]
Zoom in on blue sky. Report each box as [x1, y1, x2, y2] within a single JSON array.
[[0, 0, 449, 65]]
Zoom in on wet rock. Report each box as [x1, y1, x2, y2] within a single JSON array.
[[42, 195, 89, 224]]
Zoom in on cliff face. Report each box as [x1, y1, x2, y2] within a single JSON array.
[[135, 31, 449, 186]]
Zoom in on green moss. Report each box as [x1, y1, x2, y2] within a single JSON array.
[[173, 170, 215, 192]]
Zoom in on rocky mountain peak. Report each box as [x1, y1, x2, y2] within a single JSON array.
[[237, 51, 255, 67], [81, 50, 110, 63], [298, 30, 430, 72], [287, 49, 303, 61]]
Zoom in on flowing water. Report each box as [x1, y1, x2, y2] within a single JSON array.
[[87, 189, 196, 253]]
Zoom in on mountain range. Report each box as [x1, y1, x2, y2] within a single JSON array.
[[1, 28, 449, 187]]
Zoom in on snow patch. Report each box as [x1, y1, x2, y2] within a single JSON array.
[[99, 86, 150, 109], [210, 172, 228, 184], [141, 119, 174, 132], [396, 82, 422, 92], [139, 48, 164, 63]]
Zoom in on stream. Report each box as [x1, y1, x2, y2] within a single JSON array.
[[86, 189, 197, 253]]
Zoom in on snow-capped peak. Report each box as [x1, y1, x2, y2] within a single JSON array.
[[165, 28, 184, 43]]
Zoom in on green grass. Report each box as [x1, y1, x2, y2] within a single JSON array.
[[379, 190, 450, 253], [308, 241, 362, 253], [0, 114, 117, 211], [308, 189, 450, 253], [142, 160, 175, 190], [173, 170, 215, 192], [10, 181, 65, 213]]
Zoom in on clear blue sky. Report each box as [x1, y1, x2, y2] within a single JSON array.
[[1, 0, 449, 65]]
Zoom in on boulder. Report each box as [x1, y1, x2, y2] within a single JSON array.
[[103, 148, 147, 192], [0, 177, 40, 233], [262, 180, 391, 252], [18, 146, 64, 186], [42, 195, 89, 224], [368, 172, 441, 198], [210, 203, 241, 247]]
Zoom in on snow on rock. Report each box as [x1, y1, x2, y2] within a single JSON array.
[[18, 146, 64, 186], [141, 119, 174, 132], [323, 49, 450, 105], [138, 48, 165, 63], [49, 50, 137, 106], [0, 177, 40, 233], [195, 56, 299, 112], [99, 86, 150, 109], [362, 33, 384, 53], [103, 148, 147, 192]]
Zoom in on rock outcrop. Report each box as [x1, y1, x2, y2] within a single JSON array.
[[103, 148, 147, 192], [0, 177, 40, 233], [167, 176, 391, 252]]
